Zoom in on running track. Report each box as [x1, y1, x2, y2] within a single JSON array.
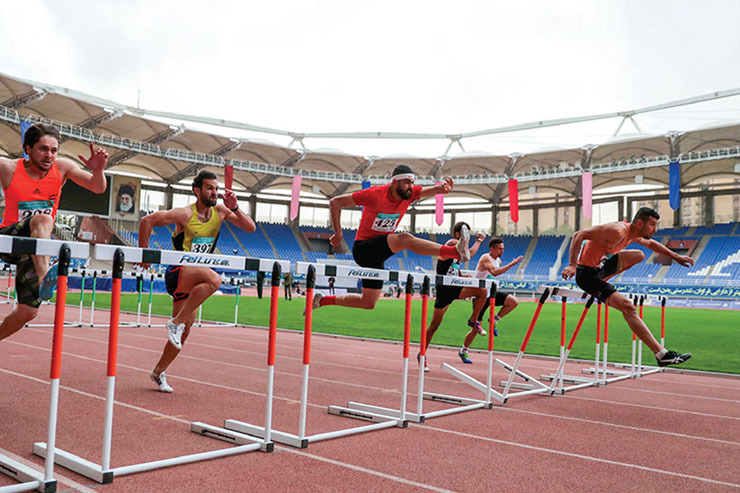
[[1, 303, 739, 492]]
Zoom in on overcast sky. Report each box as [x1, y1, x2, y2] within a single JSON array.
[[3, 0, 740, 157]]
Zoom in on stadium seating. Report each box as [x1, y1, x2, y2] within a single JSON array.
[[523, 235, 564, 279], [261, 223, 305, 262]]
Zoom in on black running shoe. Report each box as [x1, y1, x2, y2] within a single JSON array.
[[657, 350, 692, 367]]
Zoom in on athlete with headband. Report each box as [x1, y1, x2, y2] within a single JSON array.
[[138, 170, 256, 392], [0, 123, 108, 343], [561, 206, 694, 367], [312, 164, 475, 313]]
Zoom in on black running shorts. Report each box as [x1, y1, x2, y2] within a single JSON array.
[[575, 254, 620, 302], [0, 217, 42, 308], [164, 265, 189, 302], [434, 285, 464, 309], [352, 235, 395, 289]]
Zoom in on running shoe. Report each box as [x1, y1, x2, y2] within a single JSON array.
[[467, 318, 486, 336], [150, 371, 173, 393], [39, 262, 58, 301], [416, 352, 430, 372], [303, 292, 324, 316], [458, 350, 473, 364], [166, 319, 185, 349], [656, 350, 692, 367], [456, 225, 471, 262]]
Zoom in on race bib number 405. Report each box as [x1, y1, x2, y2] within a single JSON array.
[[371, 212, 401, 233], [18, 200, 53, 220]]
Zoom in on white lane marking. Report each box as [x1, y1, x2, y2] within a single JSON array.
[[421, 424, 740, 489], [281, 448, 455, 493]]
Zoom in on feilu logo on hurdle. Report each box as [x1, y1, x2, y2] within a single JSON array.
[[179, 254, 231, 267]]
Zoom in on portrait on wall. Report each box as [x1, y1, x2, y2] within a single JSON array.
[[111, 176, 141, 218]]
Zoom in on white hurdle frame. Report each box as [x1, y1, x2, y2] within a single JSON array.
[[225, 262, 434, 448], [0, 236, 90, 493], [33, 244, 289, 484], [420, 279, 501, 415]]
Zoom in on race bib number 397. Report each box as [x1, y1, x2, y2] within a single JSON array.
[[191, 236, 215, 253], [18, 200, 53, 219], [371, 212, 401, 233]]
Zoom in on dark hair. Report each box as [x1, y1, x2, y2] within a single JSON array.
[[23, 123, 60, 152], [633, 207, 659, 223], [488, 237, 503, 248], [192, 170, 218, 190], [452, 221, 470, 235], [391, 164, 414, 177]]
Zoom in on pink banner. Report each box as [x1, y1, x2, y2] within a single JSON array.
[[508, 179, 519, 223], [435, 181, 444, 225], [582, 171, 593, 219], [290, 174, 302, 220]]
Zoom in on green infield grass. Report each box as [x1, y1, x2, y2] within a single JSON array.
[[59, 292, 739, 374]]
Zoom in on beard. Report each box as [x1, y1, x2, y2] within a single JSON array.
[[398, 187, 412, 200], [203, 196, 217, 207], [119, 202, 133, 212]]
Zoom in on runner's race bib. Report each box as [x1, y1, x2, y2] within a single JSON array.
[[191, 236, 215, 253], [447, 261, 460, 276], [18, 200, 53, 220], [371, 212, 401, 233]]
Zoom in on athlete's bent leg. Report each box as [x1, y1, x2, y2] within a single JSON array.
[[0, 305, 38, 342], [171, 266, 222, 324], [29, 214, 55, 281], [495, 295, 518, 320], [606, 291, 661, 354], [330, 287, 382, 309], [604, 250, 645, 281]]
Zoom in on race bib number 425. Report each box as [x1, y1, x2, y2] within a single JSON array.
[[18, 200, 53, 219], [371, 212, 401, 233]]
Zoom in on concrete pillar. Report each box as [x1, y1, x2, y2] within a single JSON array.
[[533, 206, 539, 238]]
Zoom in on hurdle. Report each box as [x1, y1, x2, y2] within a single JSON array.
[[34, 245, 289, 483], [421, 279, 503, 413], [226, 262, 429, 448], [0, 236, 90, 493], [0, 263, 15, 305]]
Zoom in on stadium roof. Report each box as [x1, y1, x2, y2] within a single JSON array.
[[1, 71, 739, 202]]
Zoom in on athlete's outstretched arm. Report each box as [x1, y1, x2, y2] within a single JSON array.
[[419, 177, 453, 199], [58, 143, 108, 193], [635, 237, 695, 267], [138, 208, 190, 248], [328, 193, 356, 248], [221, 189, 256, 232]]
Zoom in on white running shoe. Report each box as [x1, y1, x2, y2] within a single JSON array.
[[150, 371, 173, 393], [166, 319, 185, 349], [456, 225, 471, 262], [303, 292, 324, 316]]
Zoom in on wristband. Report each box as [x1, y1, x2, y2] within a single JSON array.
[[229, 206, 239, 212]]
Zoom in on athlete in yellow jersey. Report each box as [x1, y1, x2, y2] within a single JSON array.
[[138, 170, 256, 392]]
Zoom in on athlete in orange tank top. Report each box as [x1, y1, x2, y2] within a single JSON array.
[[561, 207, 695, 368], [0, 123, 108, 343]]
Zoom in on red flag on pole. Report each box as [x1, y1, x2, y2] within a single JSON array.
[[224, 165, 233, 191], [508, 179, 519, 223]]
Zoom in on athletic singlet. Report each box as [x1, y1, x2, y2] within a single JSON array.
[[0, 159, 62, 227], [578, 221, 631, 268], [172, 204, 221, 253], [437, 257, 461, 276], [475, 255, 501, 279], [351, 183, 422, 241]]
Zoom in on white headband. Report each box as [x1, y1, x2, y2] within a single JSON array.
[[391, 173, 415, 182]]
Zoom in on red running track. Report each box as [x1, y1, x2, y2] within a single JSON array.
[[1, 302, 739, 492]]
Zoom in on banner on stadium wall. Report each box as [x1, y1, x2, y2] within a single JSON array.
[[508, 179, 519, 223], [20, 121, 32, 159], [290, 174, 302, 220], [669, 161, 680, 210], [110, 175, 141, 219], [435, 181, 444, 226], [582, 172, 593, 219], [224, 164, 234, 190]]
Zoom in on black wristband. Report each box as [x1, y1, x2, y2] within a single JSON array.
[[229, 206, 239, 212]]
